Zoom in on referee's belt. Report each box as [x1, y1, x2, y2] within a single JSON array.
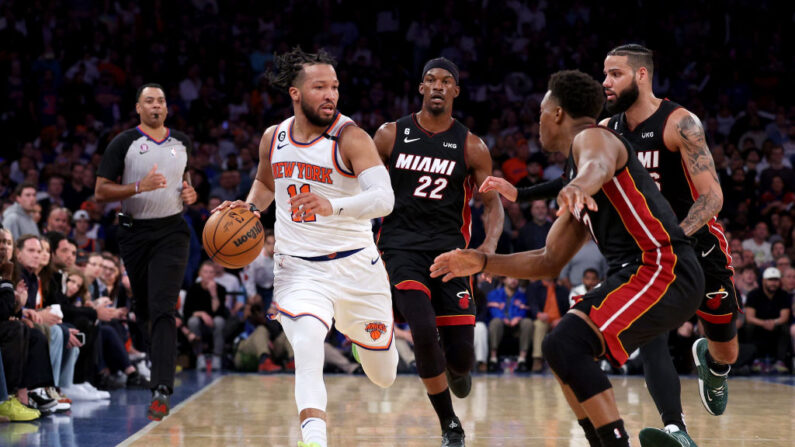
[[294, 247, 364, 262]]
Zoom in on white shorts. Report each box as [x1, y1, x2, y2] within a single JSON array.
[[273, 244, 394, 350]]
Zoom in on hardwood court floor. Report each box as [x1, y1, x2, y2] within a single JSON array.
[[121, 374, 795, 446]]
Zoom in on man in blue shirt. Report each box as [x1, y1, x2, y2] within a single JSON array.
[[486, 277, 534, 372]]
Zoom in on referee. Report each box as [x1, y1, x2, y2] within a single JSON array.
[[95, 83, 196, 421]]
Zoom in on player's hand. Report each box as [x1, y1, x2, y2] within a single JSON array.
[[556, 183, 597, 218], [479, 176, 518, 202], [212, 200, 261, 218], [140, 164, 168, 192], [289, 192, 331, 220], [430, 248, 486, 282], [181, 181, 197, 205]]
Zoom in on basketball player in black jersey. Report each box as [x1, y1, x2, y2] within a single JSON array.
[[479, 46, 737, 447], [374, 57, 504, 447], [431, 70, 704, 447]]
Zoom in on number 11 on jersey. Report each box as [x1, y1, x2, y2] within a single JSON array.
[[287, 184, 316, 222]]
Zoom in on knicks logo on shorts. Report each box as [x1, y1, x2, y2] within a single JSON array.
[[705, 287, 729, 310], [456, 291, 471, 309], [365, 322, 387, 341]]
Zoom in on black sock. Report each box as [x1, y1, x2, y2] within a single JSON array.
[[428, 390, 456, 430], [577, 418, 601, 447], [706, 350, 730, 374], [596, 419, 630, 447]]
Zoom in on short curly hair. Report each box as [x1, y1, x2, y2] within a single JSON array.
[[267, 46, 337, 91], [547, 70, 605, 119]]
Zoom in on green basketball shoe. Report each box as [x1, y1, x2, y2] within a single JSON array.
[[639, 426, 698, 447], [692, 337, 728, 415]]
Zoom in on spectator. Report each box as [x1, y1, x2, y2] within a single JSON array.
[[742, 222, 773, 267], [568, 268, 602, 307], [515, 199, 551, 251], [184, 261, 229, 370], [558, 238, 608, 290], [526, 279, 569, 373], [43, 206, 72, 235], [240, 230, 275, 307], [745, 267, 791, 374], [759, 176, 795, 217], [233, 301, 293, 373], [734, 265, 759, 305], [2, 183, 40, 239], [70, 210, 98, 253], [486, 277, 533, 372], [760, 146, 794, 192]]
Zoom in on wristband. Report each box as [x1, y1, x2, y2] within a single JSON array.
[[477, 252, 488, 274], [135, 181, 141, 194], [247, 202, 259, 213]]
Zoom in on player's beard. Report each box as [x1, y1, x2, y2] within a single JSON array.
[[301, 99, 336, 127], [605, 79, 639, 115]]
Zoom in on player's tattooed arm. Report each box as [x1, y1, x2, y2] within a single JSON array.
[[673, 112, 723, 236]]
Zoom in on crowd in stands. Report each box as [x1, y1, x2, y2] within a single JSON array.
[[0, 0, 793, 422]]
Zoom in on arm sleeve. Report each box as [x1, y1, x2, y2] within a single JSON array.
[[97, 134, 130, 181], [516, 176, 567, 202], [328, 165, 394, 220]]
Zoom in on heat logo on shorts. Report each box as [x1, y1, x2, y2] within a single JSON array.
[[365, 322, 387, 340], [456, 291, 471, 309], [705, 287, 729, 310]]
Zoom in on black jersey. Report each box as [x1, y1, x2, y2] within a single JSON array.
[[378, 114, 474, 251], [607, 100, 733, 276], [566, 127, 690, 272]]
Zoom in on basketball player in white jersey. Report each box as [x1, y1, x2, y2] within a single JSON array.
[[213, 47, 398, 447]]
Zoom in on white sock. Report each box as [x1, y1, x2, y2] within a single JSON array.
[[301, 417, 327, 447]]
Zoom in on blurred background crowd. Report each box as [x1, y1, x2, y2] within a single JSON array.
[[0, 0, 793, 422]]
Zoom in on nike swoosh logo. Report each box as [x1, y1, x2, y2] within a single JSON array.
[[276, 143, 288, 150], [404, 137, 420, 143], [371, 257, 379, 265], [702, 245, 715, 257]]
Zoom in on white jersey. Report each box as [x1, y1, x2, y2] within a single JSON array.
[[270, 112, 373, 257]]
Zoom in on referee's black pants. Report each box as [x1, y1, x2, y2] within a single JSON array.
[[118, 213, 189, 393]]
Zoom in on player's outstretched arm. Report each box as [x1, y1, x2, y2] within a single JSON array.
[[430, 211, 588, 282], [467, 133, 504, 254], [556, 129, 624, 217], [292, 125, 393, 220], [212, 125, 277, 217], [666, 109, 723, 236]]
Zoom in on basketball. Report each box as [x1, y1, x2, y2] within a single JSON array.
[[202, 207, 265, 269]]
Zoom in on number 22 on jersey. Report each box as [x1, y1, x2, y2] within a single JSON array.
[[287, 184, 316, 222]]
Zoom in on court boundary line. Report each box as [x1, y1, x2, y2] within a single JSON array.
[[116, 376, 224, 447]]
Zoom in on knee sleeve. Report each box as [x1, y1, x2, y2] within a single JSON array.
[[439, 325, 475, 376], [542, 315, 611, 402], [281, 316, 328, 412], [395, 290, 446, 378], [356, 342, 398, 388]]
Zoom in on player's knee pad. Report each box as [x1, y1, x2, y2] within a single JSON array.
[[542, 315, 611, 402], [440, 325, 475, 376], [358, 342, 398, 388]]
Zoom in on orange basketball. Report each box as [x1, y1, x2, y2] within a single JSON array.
[[202, 207, 265, 269]]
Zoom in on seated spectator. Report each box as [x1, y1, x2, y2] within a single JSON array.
[[233, 300, 293, 373], [742, 222, 773, 267], [184, 261, 229, 370], [735, 265, 759, 305], [759, 176, 795, 217], [486, 277, 533, 372], [568, 268, 601, 307], [558, 238, 607, 290], [515, 200, 551, 251], [2, 183, 40, 239], [526, 279, 569, 372], [42, 207, 72, 236], [744, 267, 791, 374], [70, 210, 99, 253]]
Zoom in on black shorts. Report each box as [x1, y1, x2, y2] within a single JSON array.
[[381, 249, 475, 326], [573, 247, 704, 366]]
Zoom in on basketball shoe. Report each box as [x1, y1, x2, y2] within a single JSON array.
[[639, 425, 697, 447], [147, 385, 170, 421], [441, 416, 465, 446], [692, 338, 728, 415]]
